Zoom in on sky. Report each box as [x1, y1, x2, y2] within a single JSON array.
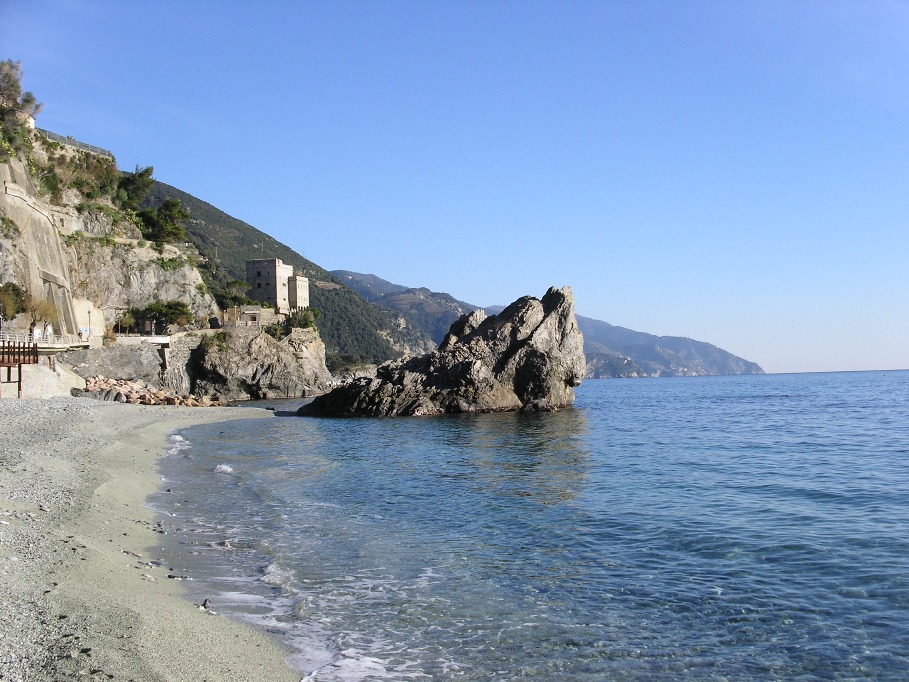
[[2, 0, 907, 374]]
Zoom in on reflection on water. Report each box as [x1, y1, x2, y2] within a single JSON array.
[[442, 408, 591, 505]]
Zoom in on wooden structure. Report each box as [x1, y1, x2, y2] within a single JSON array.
[[0, 341, 39, 399]]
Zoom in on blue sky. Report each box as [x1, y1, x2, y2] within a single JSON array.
[[2, 0, 907, 373]]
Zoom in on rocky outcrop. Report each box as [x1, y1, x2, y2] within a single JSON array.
[[61, 343, 165, 388], [299, 286, 585, 417], [192, 327, 333, 401], [58, 327, 333, 403]]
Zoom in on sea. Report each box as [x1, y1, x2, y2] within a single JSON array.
[[150, 371, 909, 680]]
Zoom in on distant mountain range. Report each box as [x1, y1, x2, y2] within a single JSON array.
[[142, 180, 762, 377], [334, 271, 764, 378]]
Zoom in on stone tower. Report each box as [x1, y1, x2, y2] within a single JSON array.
[[245, 258, 309, 314]]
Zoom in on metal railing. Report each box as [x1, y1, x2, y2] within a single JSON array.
[[0, 340, 39, 366], [35, 128, 114, 159], [0, 330, 82, 346]]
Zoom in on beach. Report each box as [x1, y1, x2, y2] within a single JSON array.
[[0, 396, 298, 681]]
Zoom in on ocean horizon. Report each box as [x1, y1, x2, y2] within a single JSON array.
[[151, 370, 909, 680]]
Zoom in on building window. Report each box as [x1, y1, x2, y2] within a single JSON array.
[[257, 283, 261, 288], [257, 271, 262, 277]]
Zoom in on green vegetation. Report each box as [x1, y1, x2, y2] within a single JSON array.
[[126, 300, 194, 333], [0, 281, 27, 320], [63, 230, 84, 247], [0, 211, 19, 238], [54, 150, 119, 201], [264, 307, 320, 339], [116, 165, 154, 211], [142, 180, 427, 364], [91, 234, 117, 248], [218, 279, 256, 308], [0, 60, 40, 162], [154, 256, 184, 271], [200, 330, 228, 352], [137, 198, 189, 245]]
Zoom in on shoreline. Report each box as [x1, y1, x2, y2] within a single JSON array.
[[0, 397, 299, 681]]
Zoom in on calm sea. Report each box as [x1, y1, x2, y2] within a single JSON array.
[[151, 371, 909, 680]]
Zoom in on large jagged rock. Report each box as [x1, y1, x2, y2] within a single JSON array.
[[299, 286, 585, 417], [61, 343, 165, 388], [192, 327, 333, 400]]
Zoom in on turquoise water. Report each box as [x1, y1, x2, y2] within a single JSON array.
[[152, 371, 909, 680]]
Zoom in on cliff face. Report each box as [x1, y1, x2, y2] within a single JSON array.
[[0, 157, 217, 334], [59, 327, 332, 402], [186, 327, 333, 400]]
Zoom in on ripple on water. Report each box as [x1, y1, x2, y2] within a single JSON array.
[[151, 372, 909, 680]]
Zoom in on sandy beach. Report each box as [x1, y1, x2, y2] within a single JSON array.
[[0, 396, 299, 681]]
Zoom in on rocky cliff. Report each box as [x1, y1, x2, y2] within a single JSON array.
[[0, 155, 216, 336], [59, 327, 332, 402], [300, 286, 585, 417], [190, 327, 333, 400]]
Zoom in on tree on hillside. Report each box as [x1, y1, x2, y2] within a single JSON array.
[[0, 282, 27, 325], [0, 60, 42, 117], [25, 295, 57, 339], [217, 279, 255, 309], [117, 165, 155, 211], [0, 59, 41, 161], [129, 300, 194, 333], [138, 198, 189, 244]]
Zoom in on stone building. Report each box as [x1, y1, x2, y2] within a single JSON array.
[[245, 258, 310, 314]]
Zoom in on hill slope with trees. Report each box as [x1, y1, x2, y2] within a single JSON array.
[[142, 181, 433, 367]]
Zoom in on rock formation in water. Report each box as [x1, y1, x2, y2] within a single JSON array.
[[299, 286, 585, 417]]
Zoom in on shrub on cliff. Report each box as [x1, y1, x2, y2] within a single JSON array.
[[0, 281, 28, 320], [138, 198, 189, 245], [128, 300, 194, 333]]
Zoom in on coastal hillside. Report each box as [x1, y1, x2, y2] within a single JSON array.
[[334, 270, 476, 344], [576, 315, 764, 377], [334, 271, 764, 377], [142, 182, 434, 366], [0, 63, 218, 341]]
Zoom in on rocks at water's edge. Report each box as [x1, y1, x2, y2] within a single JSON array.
[[59, 327, 333, 403], [299, 286, 585, 417], [72, 376, 226, 407]]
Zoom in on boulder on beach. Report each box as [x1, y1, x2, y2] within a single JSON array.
[[298, 286, 585, 417]]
